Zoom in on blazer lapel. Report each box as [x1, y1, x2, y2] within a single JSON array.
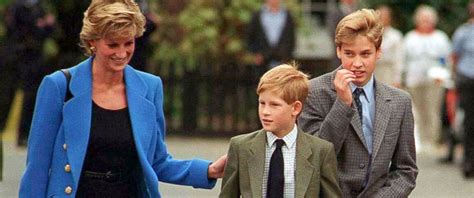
[[350, 114, 368, 150], [62, 58, 93, 186], [247, 130, 266, 198], [372, 81, 392, 159], [295, 130, 315, 198], [330, 68, 369, 151], [124, 66, 154, 157]]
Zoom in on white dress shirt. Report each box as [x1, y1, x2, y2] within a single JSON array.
[[262, 124, 297, 198]]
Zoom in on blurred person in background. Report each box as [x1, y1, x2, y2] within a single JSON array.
[[403, 5, 451, 150], [1, 0, 54, 177], [374, 5, 404, 88], [19, 0, 226, 197], [247, 0, 295, 79], [0, 0, 55, 147], [452, 0, 474, 178], [0, 3, 12, 182], [0, 38, 5, 181], [128, 0, 159, 72], [51, 0, 90, 68]]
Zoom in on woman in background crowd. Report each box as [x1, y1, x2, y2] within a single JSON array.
[[403, 5, 451, 150]]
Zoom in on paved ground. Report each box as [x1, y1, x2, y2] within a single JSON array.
[[1, 135, 473, 197]]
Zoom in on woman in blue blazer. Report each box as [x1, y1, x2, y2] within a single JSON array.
[[19, 0, 226, 197]]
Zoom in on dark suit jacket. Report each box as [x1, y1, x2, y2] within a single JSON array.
[[19, 58, 216, 198], [247, 9, 295, 68], [219, 129, 342, 198], [298, 68, 418, 197]]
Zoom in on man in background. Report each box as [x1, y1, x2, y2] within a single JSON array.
[[247, 0, 295, 78]]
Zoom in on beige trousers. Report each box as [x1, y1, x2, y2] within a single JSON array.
[[408, 82, 444, 145], [374, 63, 399, 85]]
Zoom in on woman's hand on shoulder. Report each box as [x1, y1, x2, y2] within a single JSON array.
[[208, 154, 228, 179]]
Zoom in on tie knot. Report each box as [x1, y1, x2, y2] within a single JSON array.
[[275, 139, 285, 149], [353, 88, 364, 98]]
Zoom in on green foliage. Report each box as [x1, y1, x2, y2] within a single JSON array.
[[177, 0, 220, 68], [364, 0, 471, 35], [0, 19, 4, 41], [0, 0, 11, 6], [0, 0, 10, 40], [153, 0, 301, 71], [221, 0, 261, 57]]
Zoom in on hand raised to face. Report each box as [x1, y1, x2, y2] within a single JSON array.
[[334, 69, 356, 106]]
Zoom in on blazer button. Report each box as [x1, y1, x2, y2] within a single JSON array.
[[65, 164, 71, 173], [359, 163, 365, 169], [63, 143, 67, 150], [65, 186, 73, 194]]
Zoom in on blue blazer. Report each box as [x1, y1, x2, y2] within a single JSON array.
[[19, 58, 215, 198]]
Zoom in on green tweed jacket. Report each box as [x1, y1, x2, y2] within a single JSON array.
[[219, 129, 342, 198]]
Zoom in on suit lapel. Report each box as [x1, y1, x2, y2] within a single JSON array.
[[295, 130, 315, 198], [372, 81, 392, 159], [124, 67, 154, 156], [330, 68, 369, 151], [350, 114, 368, 150], [248, 130, 266, 198], [62, 58, 93, 186]]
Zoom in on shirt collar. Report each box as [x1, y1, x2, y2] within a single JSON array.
[[350, 75, 375, 103], [266, 124, 298, 149]]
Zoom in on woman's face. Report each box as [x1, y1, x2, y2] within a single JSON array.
[[90, 35, 135, 72], [415, 11, 436, 32]]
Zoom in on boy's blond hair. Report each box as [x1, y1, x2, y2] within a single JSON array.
[[257, 64, 309, 104], [335, 9, 384, 49]]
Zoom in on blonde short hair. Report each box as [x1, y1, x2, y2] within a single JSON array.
[[80, 0, 146, 56], [257, 64, 309, 105], [335, 9, 384, 49]]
